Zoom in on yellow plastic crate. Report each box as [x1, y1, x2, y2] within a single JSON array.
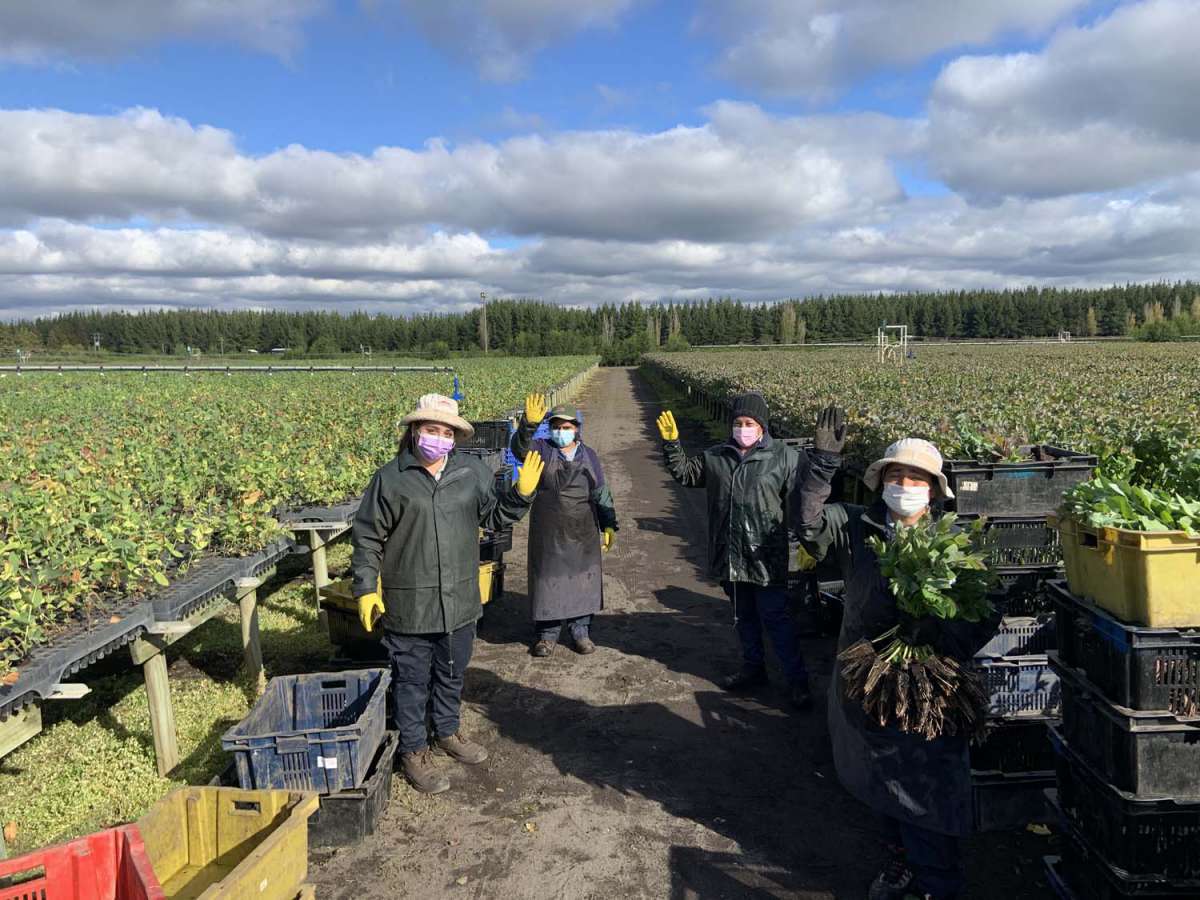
[[137, 787, 318, 900], [479, 560, 500, 605], [1051, 514, 1200, 627]]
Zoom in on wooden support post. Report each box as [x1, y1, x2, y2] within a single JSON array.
[[237, 577, 266, 696], [309, 529, 330, 601], [142, 652, 179, 776], [0, 703, 42, 759]]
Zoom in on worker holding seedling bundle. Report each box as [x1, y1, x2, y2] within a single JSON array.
[[511, 394, 618, 657], [795, 415, 1000, 900], [351, 393, 545, 795], [656, 392, 814, 710]]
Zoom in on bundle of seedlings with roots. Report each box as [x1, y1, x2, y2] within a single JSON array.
[[839, 514, 995, 741]]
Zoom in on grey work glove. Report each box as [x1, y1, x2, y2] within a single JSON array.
[[814, 404, 847, 455]]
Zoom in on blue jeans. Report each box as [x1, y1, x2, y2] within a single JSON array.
[[882, 816, 964, 899], [381, 622, 476, 755], [723, 582, 808, 687], [537, 614, 592, 643]]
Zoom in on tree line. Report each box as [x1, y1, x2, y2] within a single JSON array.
[[2, 282, 1198, 359]]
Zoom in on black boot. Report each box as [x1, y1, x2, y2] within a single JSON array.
[[721, 666, 767, 692]]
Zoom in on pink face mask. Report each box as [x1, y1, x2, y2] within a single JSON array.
[[732, 425, 760, 448], [417, 433, 455, 460]]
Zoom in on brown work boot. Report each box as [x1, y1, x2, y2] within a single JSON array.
[[435, 731, 489, 765], [531, 639, 555, 657], [400, 748, 450, 793], [572, 634, 596, 655]]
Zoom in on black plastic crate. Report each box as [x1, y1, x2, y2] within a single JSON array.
[[1052, 655, 1200, 799], [1049, 581, 1200, 716], [1046, 794, 1200, 899], [479, 528, 513, 562], [148, 556, 243, 622], [1051, 727, 1200, 881], [972, 770, 1056, 831], [325, 606, 386, 660], [971, 716, 1057, 775], [977, 615, 1057, 658], [994, 567, 1061, 616], [975, 655, 1062, 718], [308, 730, 397, 848], [979, 516, 1063, 567], [462, 419, 513, 452], [944, 446, 1098, 517]]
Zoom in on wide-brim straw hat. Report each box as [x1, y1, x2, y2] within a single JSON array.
[[862, 437, 955, 500], [399, 393, 474, 440]]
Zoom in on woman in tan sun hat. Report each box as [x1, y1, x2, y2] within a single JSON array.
[[351, 393, 545, 795], [794, 412, 998, 900]]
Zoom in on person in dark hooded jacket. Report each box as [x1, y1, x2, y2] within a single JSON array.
[[795, 409, 1000, 900], [655, 391, 813, 709]]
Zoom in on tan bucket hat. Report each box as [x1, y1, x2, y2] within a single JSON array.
[[862, 437, 955, 500], [399, 393, 474, 440]]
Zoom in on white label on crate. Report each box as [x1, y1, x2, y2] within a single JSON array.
[[959, 480, 979, 492], [317, 756, 339, 769]]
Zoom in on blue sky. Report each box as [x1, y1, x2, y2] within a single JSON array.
[[1, 0, 1198, 318]]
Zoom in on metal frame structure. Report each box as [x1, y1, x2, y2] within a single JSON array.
[[877, 324, 909, 364]]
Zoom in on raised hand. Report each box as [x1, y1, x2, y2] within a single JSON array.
[[525, 393, 548, 425], [516, 450, 546, 498], [656, 410, 679, 442], [814, 404, 847, 455]]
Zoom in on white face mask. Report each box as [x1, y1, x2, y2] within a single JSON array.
[[882, 483, 931, 518]]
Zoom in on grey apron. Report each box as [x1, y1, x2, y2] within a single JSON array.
[[527, 448, 604, 622]]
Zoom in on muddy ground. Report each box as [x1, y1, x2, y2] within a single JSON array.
[[310, 367, 1056, 899]]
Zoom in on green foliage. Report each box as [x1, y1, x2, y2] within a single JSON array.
[[0, 356, 595, 670], [648, 343, 1200, 471], [1062, 476, 1200, 536], [868, 514, 995, 623], [663, 334, 692, 353]]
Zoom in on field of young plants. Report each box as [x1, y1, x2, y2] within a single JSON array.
[[0, 356, 596, 672], [647, 343, 1200, 469]]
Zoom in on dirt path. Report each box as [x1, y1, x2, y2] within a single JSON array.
[[310, 367, 1052, 899]]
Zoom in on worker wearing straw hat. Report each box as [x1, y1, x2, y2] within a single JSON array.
[[352, 393, 545, 794], [796, 420, 999, 900]]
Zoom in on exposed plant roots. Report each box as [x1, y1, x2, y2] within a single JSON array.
[[839, 630, 988, 741]]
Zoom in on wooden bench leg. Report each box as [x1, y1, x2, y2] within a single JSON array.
[[142, 652, 179, 776]]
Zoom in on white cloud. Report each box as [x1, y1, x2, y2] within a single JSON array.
[[695, 0, 1085, 99], [929, 0, 1200, 196], [0, 0, 322, 63], [369, 0, 638, 82], [0, 104, 917, 242]]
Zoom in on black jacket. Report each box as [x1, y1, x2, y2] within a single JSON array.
[[351, 448, 533, 634], [662, 434, 809, 586]]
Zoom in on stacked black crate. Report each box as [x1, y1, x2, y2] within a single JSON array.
[[1044, 581, 1200, 898], [943, 447, 1097, 831]]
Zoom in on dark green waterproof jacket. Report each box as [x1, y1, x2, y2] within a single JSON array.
[[663, 434, 809, 586], [351, 448, 534, 634]]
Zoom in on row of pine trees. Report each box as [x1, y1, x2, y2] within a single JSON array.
[[2, 283, 1198, 358]]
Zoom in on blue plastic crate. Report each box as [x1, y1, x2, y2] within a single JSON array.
[[974, 655, 1062, 718], [221, 668, 390, 794], [976, 615, 1057, 658]]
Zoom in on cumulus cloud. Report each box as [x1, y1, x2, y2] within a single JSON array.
[[0, 0, 322, 63], [695, 0, 1085, 99], [0, 104, 918, 242], [369, 0, 638, 81], [930, 0, 1200, 197]]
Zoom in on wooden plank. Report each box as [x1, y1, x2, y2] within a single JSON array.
[[143, 652, 179, 776], [309, 529, 330, 608], [237, 579, 266, 696], [0, 704, 42, 759], [146, 621, 195, 636], [48, 683, 91, 700]]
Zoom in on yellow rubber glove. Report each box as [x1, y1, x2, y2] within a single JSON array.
[[358, 592, 384, 632], [516, 451, 546, 498], [525, 393, 548, 425], [656, 410, 679, 441], [796, 545, 818, 572], [601, 527, 615, 552]]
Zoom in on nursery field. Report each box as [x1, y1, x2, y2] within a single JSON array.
[[0, 356, 596, 671], [647, 343, 1200, 470]]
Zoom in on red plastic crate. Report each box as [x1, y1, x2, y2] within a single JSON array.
[[0, 825, 163, 900]]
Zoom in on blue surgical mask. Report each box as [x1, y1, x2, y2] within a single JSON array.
[[550, 428, 576, 448]]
